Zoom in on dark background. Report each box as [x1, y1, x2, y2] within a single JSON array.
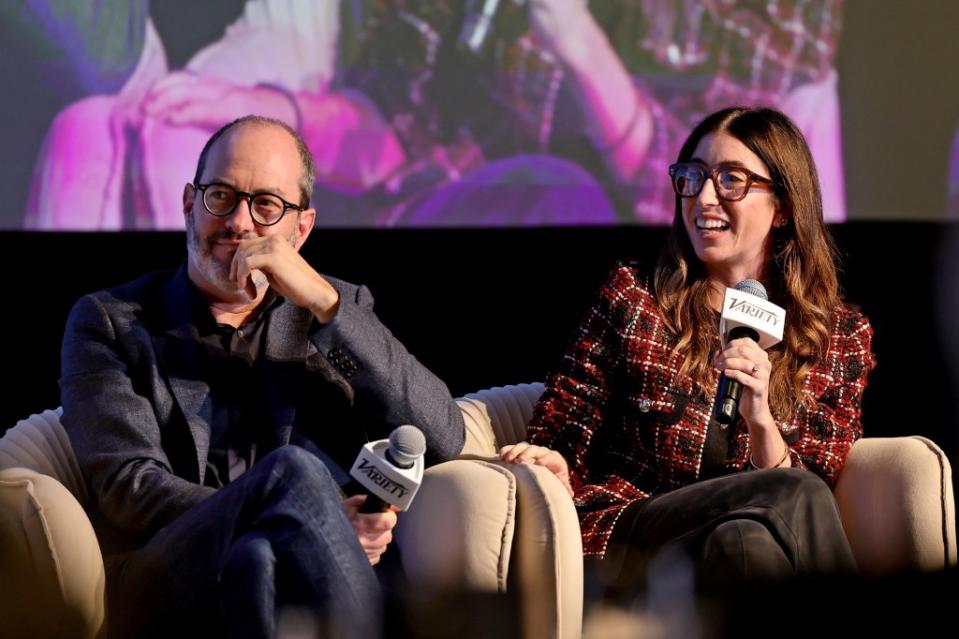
[[5, 223, 958, 478]]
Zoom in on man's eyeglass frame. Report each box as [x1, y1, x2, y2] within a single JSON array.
[[194, 182, 305, 227]]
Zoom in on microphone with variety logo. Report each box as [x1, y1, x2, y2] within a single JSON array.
[[714, 280, 786, 424], [350, 425, 426, 513]]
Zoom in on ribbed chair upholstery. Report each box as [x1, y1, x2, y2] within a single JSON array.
[[0, 409, 88, 502], [0, 409, 105, 639], [458, 382, 547, 456]]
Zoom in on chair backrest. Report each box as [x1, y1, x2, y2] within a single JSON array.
[[457, 383, 545, 456], [835, 435, 957, 573], [0, 408, 88, 504], [0, 409, 105, 638]]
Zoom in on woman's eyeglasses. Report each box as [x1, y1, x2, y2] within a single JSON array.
[[668, 162, 778, 202]]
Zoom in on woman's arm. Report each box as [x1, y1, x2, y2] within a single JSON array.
[[785, 311, 875, 486], [528, 0, 652, 184], [526, 264, 637, 490]]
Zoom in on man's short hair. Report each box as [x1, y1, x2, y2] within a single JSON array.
[[192, 115, 316, 208]]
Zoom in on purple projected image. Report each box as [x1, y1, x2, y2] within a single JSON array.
[[21, 0, 846, 229], [25, 1, 343, 230]]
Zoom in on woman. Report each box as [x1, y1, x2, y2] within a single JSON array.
[[340, 0, 845, 225], [501, 107, 874, 592]]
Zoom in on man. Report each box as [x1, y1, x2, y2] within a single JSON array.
[[59, 115, 465, 638]]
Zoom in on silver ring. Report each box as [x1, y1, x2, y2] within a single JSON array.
[[751, 365, 760, 375]]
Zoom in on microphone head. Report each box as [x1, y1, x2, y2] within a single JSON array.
[[734, 279, 767, 301], [388, 425, 426, 468]]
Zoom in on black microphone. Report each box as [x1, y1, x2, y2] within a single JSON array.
[[714, 279, 774, 424], [350, 425, 426, 513]]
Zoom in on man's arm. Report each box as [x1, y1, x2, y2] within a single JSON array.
[[60, 293, 216, 542], [309, 280, 466, 465], [228, 235, 466, 465]]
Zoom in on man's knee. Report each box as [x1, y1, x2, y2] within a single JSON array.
[[223, 535, 275, 581], [257, 446, 342, 495]]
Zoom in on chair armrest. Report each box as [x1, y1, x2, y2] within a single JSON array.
[[457, 383, 546, 456], [507, 461, 583, 639], [834, 436, 957, 575], [0, 467, 106, 639], [395, 459, 517, 592], [395, 457, 583, 639]]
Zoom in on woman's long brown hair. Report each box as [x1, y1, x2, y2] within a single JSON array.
[[654, 107, 840, 419]]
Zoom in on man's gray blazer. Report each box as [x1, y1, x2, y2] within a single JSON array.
[[60, 265, 465, 555]]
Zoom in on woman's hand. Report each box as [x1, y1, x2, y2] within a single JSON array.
[[141, 72, 298, 130], [528, 0, 594, 65], [713, 336, 775, 428], [714, 337, 793, 468], [499, 442, 574, 498]]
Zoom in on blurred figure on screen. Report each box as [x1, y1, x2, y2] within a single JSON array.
[[0, 1, 146, 227], [500, 107, 871, 599], [26, 0, 847, 229], [25, 0, 403, 229], [339, 0, 847, 225]]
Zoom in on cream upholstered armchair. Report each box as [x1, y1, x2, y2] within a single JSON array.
[[0, 392, 582, 639], [394, 382, 958, 637], [395, 384, 584, 639], [0, 409, 105, 639], [1, 384, 956, 639]]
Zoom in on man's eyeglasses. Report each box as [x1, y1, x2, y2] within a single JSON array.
[[668, 162, 778, 202], [194, 182, 304, 226]]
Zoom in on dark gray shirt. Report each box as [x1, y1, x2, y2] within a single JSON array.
[[190, 284, 281, 486]]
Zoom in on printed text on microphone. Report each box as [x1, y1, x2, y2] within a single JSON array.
[[357, 460, 410, 497], [728, 298, 779, 325]]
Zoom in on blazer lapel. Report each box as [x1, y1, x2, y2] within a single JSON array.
[[262, 302, 354, 451], [152, 266, 213, 483]]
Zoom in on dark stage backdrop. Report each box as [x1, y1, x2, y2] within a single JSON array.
[[4, 223, 958, 481]]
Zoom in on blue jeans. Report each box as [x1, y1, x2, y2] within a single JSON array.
[[105, 446, 380, 639]]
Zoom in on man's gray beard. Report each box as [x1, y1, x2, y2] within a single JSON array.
[[186, 212, 245, 295], [185, 211, 298, 295]]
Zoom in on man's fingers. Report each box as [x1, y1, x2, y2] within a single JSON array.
[[353, 511, 398, 535]]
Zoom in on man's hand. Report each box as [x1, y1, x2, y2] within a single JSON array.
[[229, 235, 340, 321], [141, 72, 298, 131], [341, 495, 399, 566]]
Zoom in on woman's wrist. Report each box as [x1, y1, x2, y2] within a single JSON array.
[[535, 2, 597, 71], [749, 441, 790, 470]]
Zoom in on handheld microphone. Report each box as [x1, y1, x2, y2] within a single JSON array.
[[457, 0, 528, 56], [714, 280, 786, 424], [349, 425, 426, 513]]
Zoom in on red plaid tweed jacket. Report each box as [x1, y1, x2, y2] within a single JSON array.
[[527, 261, 875, 557]]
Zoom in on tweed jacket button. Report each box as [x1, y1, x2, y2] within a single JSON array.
[[638, 399, 652, 412]]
